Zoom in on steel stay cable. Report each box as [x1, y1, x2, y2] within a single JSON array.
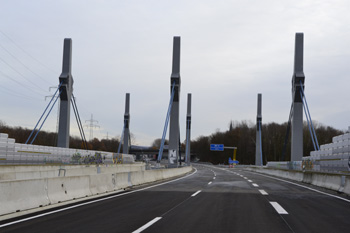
[[299, 80, 319, 150], [71, 97, 88, 150], [25, 82, 63, 144], [30, 90, 62, 144], [75, 100, 88, 149], [71, 101, 82, 143], [300, 90, 317, 151], [71, 94, 88, 149], [157, 82, 176, 162]]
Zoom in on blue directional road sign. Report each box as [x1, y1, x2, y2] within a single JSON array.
[[210, 144, 224, 151], [229, 158, 239, 164]]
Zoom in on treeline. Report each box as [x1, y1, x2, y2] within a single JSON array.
[[190, 120, 343, 165], [0, 120, 120, 152], [1, 120, 344, 164]]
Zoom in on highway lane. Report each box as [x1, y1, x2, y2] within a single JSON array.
[[241, 169, 350, 233], [1, 165, 350, 233], [143, 166, 293, 233]]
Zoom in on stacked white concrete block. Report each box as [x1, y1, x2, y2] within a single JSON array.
[[307, 131, 350, 173], [0, 134, 9, 162], [0, 133, 134, 165], [6, 138, 15, 164], [0, 134, 15, 164]]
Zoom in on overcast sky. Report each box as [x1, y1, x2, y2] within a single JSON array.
[[1, 0, 349, 146]]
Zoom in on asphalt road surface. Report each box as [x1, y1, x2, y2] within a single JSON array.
[[1, 164, 350, 233]]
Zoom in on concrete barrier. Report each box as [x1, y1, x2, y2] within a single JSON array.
[[0, 163, 146, 181], [89, 173, 117, 195], [343, 177, 350, 194], [307, 173, 342, 191], [0, 179, 50, 216], [115, 172, 132, 189], [47, 176, 92, 204], [246, 167, 350, 195], [0, 172, 16, 181], [130, 171, 146, 185], [0, 165, 192, 216]]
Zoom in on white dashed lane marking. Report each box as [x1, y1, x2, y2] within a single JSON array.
[[132, 217, 162, 233], [259, 189, 268, 195], [191, 190, 202, 197], [270, 202, 288, 214]]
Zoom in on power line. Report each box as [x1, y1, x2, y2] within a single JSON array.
[[85, 114, 100, 141], [0, 30, 57, 74], [0, 69, 46, 97], [0, 43, 54, 86], [0, 84, 42, 101], [0, 56, 49, 93]]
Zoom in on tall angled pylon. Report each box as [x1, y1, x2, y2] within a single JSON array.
[[123, 93, 130, 154], [169, 36, 181, 166], [255, 93, 262, 166], [57, 38, 74, 148], [185, 93, 192, 165], [291, 33, 305, 161]]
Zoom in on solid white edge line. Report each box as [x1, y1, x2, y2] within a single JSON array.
[[132, 217, 162, 233], [191, 190, 202, 197], [259, 189, 268, 195], [270, 202, 288, 214], [0, 167, 198, 228], [248, 171, 350, 203]]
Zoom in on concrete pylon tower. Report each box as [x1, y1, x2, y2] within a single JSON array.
[[185, 93, 192, 165], [291, 33, 305, 161], [169, 36, 181, 166], [255, 93, 262, 166], [123, 93, 130, 154], [57, 38, 74, 148]]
